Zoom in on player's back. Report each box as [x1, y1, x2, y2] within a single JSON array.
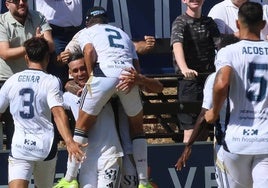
[[3, 69, 62, 131], [215, 40, 268, 154], [78, 24, 137, 65]]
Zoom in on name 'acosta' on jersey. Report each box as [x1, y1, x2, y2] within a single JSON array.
[[242, 46, 268, 55]]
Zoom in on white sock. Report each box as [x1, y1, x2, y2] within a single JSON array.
[[132, 138, 149, 185], [65, 130, 88, 182]]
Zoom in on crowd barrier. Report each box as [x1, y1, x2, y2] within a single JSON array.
[[0, 142, 217, 188]]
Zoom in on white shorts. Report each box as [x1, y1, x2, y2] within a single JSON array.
[[79, 148, 122, 188], [117, 100, 133, 154], [81, 76, 142, 116], [214, 145, 228, 188], [121, 154, 138, 188], [222, 149, 268, 188], [8, 155, 57, 188]]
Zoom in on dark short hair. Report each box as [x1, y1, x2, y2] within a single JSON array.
[[238, 2, 263, 26], [68, 53, 84, 64], [23, 37, 49, 62]]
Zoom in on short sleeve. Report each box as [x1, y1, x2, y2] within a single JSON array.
[[46, 76, 64, 109], [202, 73, 216, 110], [170, 16, 185, 48], [0, 81, 10, 113]]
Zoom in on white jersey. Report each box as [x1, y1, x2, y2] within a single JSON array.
[[208, 0, 239, 34], [78, 24, 138, 78], [215, 40, 268, 154], [203, 73, 227, 134], [208, 0, 268, 40], [0, 69, 63, 160], [34, 0, 82, 27], [63, 91, 123, 158], [65, 28, 85, 54]]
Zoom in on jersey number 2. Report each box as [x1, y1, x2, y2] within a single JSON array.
[[105, 28, 124, 49]]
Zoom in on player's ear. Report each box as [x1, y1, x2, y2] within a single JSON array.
[[24, 54, 29, 64], [236, 20, 240, 30], [260, 20, 266, 30]]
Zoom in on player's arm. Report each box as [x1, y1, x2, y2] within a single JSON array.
[[117, 67, 163, 93], [175, 108, 208, 170], [172, 42, 198, 78], [65, 79, 83, 96], [134, 35, 156, 55], [51, 106, 86, 161], [83, 43, 97, 76], [205, 66, 232, 123]]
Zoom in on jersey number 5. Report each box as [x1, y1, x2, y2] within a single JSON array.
[[247, 63, 268, 102]]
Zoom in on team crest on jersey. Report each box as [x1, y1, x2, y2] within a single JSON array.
[[55, 94, 64, 103]]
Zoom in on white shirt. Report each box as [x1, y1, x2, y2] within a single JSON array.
[[208, 0, 239, 34], [202, 73, 227, 134], [0, 69, 63, 160], [63, 91, 123, 158], [215, 40, 268, 154], [35, 0, 82, 27], [78, 24, 138, 78], [65, 28, 84, 54], [208, 0, 268, 40]]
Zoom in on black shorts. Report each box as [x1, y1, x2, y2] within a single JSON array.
[[177, 79, 204, 130]]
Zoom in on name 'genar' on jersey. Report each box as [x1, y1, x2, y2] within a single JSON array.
[[18, 75, 40, 83]]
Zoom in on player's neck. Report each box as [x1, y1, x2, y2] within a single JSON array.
[[27, 62, 46, 71], [239, 30, 261, 41]]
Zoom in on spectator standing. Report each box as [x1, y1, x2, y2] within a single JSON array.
[[0, 37, 84, 188], [0, 0, 54, 149], [35, 0, 82, 86], [205, 2, 268, 187], [170, 0, 220, 143]]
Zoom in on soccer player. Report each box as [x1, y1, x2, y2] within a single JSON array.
[[205, 2, 268, 187], [55, 53, 123, 187], [175, 72, 228, 188], [64, 6, 154, 188], [0, 37, 84, 188]]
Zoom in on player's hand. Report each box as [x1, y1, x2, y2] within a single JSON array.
[[35, 27, 44, 38], [204, 108, 218, 124], [116, 68, 136, 93], [65, 80, 83, 96], [181, 68, 198, 79], [175, 146, 192, 171], [57, 50, 71, 65], [65, 140, 88, 163]]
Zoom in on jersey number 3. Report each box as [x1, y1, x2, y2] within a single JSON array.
[[19, 88, 34, 119]]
